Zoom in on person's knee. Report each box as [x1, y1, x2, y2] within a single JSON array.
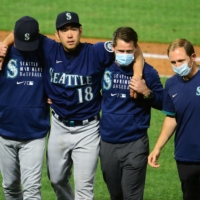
[[3, 178, 21, 190], [74, 175, 94, 189], [48, 164, 72, 184], [181, 179, 200, 200], [50, 176, 64, 186], [23, 183, 41, 200], [49, 171, 71, 188], [3, 180, 22, 197], [110, 192, 123, 200]]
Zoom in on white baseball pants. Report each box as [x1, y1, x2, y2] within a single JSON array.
[[47, 115, 100, 200], [0, 136, 46, 200]]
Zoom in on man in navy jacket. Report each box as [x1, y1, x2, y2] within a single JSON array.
[[100, 27, 164, 200], [0, 16, 50, 200]]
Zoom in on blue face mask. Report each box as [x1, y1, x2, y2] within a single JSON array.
[[116, 53, 134, 67], [172, 62, 192, 76]]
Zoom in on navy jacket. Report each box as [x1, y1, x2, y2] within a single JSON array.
[[100, 62, 164, 143], [0, 45, 50, 140]]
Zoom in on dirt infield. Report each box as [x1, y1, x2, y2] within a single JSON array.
[[1, 30, 200, 77]]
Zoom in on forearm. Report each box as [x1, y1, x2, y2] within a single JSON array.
[[133, 45, 144, 79], [153, 116, 176, 151], [2, 32, 14, 46], [0, 33, 14, 69]]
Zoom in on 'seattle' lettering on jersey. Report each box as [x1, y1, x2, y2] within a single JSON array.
[[49, 68, 92, 87]]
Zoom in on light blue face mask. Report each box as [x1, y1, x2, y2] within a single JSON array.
[[115, 53, 134, 67], [172, 62, 192, 76]]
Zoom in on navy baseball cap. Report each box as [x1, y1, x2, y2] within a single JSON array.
[[14, 16, 39, 51], [56, 11, 82, 29]]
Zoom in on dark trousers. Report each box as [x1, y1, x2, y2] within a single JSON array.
[[100, 135, 149, 200], [176, 161, 200, 200]]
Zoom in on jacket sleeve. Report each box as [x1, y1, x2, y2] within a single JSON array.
[[143, 63, 164, 110]]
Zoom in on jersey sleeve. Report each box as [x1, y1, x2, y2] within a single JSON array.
[[162, 79, 176, 116], [38, 34, 57, 60], [92, 41, 115, 68]]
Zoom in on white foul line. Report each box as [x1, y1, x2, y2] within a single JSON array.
[[143, 53, 200, 61]]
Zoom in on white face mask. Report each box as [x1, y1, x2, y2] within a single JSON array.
[[115, 53, 134, 67], [172, 61, 192, 76]]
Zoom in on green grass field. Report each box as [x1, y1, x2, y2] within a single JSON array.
[[1, 0, 200, 45]]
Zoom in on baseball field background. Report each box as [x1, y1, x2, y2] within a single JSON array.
[[0, 0, 200, 199]]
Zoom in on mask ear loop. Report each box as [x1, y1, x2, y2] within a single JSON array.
[[189, 53, 194, 69]]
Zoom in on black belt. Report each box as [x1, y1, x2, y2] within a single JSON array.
[[52, 111, 99, 127]]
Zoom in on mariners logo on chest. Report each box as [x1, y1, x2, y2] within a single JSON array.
[[7, 59, 42, 78], [7, 59, 18, 78], [103, 70, 131, 90]]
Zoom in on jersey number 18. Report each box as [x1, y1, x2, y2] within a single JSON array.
[[77, 86, 93, 103]]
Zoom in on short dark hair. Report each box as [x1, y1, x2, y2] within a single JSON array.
[[112, 27, 138, 47]]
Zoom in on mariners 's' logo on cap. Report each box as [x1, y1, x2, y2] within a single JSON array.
[[104, 41, 113, 52], [24, 33, 30, 41], [66, 13, 72, 20]]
